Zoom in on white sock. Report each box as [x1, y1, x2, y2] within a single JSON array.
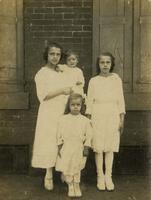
[[105, 152, 114, 176], [95, 153, 104, 177], [45, 167, 53, 179]]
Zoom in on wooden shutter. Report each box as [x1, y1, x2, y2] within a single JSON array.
[[0, 0, 28, 109], [93, 0, 151, 110]]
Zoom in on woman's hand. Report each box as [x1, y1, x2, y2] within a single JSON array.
[[119, 113, 125, 135], [62, 87, 73, 95], [58, 144, 63, 158], [119, 121, 124, 135], [76, 81, 83, 86]]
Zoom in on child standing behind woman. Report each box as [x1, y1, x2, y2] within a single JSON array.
[[58, 50, 85, 95], [32, 43, 72, 191], [86, 52, 125, 191], [56, 93, 92, 197]]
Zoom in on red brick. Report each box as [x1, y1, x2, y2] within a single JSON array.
[[73, 19, 92, 25], [43, 25, 63, 31], [33, 31, 72, 38], [54, 8, 73, 13], [44, 2, 63, 7], [31, 19, 72, 25], [73, 31, 92, 37], [62, 25, 82, 31], [34, 8, 53, 13], [44, 13, 63, 19], [63, 1, 82, 7]]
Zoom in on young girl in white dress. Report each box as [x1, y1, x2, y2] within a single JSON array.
[[32, 42, 72, 191], [57, 50, 85, 95], [86, 52, 125, 191], [56, 93, 92, 197]]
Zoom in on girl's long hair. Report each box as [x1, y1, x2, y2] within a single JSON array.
[[96, 52, 115, 74], [64, 93, 86, 115], [43, 42, 63, 63]]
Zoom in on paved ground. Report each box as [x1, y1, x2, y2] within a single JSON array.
[[0, 175, 150, 200]]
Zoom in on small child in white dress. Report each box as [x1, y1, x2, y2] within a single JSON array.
[[57, 50, 85, 95], [56, 93, 92, 197], [86, 52, 125, 191]]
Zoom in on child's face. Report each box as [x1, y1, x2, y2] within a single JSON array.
[[47, 47, 61, 66], [69, 98, 82, 115], [66, 54, 78, 68], [99, 55, 112, 74]]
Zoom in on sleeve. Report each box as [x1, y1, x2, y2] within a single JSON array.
[[86, 79, 94, 115], [35, 70, 49, 103], [78, 69, 85, 87], [117, 77, 126, 114], [56, 118, 64, 146], [83, 120, 93, 147]]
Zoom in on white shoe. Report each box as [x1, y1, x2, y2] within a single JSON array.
[[68, 183, 75, 197], [44, 178, 53, 191], [74, 183, 82, 197], [105, 175, 114, 191], [97, 176, 105, 191]]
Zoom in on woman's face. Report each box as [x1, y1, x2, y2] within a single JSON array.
[[66, 54, 78, 68], [47, 47, 61, 66], [69, 98, 82, 115], [99, 55, 112, 75]]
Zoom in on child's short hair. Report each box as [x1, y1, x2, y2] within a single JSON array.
[[64, 49, 79, 61], [96, 52, 115, 74], [64, 93, 85, 115], [43, 42, 63, 63]]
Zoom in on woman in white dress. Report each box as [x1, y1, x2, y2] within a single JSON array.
[[86, 52, 125, 191], [56, 93, 92, 197], [31, 42, 72, 190]]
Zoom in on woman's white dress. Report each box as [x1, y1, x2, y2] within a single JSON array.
[[86, 73, 125, 153], [32, 67, 66, 168], [55, 114, 92, 175]]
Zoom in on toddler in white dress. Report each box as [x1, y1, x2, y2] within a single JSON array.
[[86, 52, 125, 191], [57, 50, 85, 96], [56, 93, 92, 197]]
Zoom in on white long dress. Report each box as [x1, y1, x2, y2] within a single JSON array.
[[55, 114, 92, 175], [86, 73, 125, 153], [32, 67, 66, 168]]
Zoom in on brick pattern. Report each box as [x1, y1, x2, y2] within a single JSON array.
[[24, 0, 92, 62]]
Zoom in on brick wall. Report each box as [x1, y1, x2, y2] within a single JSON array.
[[24, 0, 93, 91]]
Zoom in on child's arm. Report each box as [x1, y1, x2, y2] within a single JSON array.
[[76, 68, 85, 88], [56, 64, 67, 72], [116, 76, 126, 135], [44, 87, 72, 101], [119, 113, 125, 135], [83, 120, 93, 157], [85, 79, 94, 116], [56, 119, 64, 157]]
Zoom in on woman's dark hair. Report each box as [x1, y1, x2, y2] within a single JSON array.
[[96, 52, 115, 74], [64, 49, 79, 62], [43, 42, 63, 63], [64, 93, 85, 115]]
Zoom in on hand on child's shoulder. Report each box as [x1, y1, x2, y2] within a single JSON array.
[[56, 64, 67, 72]]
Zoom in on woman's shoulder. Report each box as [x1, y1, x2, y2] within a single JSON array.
[[89, 75, 100, 83]]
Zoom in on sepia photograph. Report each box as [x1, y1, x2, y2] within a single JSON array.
[[0, 0, 150, 199]]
